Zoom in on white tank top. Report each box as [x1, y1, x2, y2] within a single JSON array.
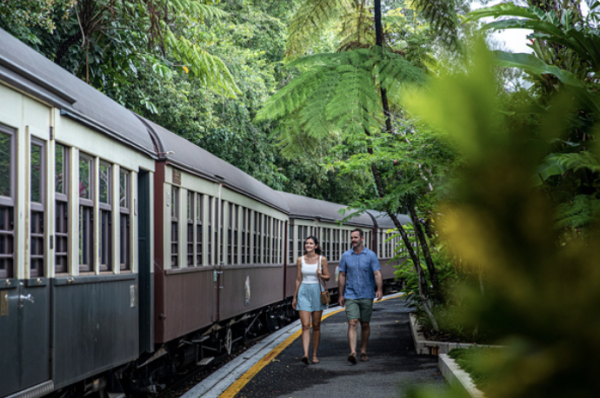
[[301, 256, 321, 284]]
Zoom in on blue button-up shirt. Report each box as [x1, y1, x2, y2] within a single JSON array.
[[339, 247, 381, 299]]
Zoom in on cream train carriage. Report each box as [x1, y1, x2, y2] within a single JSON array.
[[0, 29, 155, 397]]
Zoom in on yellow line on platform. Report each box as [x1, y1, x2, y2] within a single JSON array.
[[219, 308, 344, 398], [219, 294, 402, 397]]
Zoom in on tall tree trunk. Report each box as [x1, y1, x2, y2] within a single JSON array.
[[372, 0, 440, 328], [407, 199, 442, 302]]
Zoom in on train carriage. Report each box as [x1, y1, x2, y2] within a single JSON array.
[[0, 29, 156, 398], [144, 120, 290, 360], [0, 27, 413, 398], [367, 211, 412, 281], [278, 192, 375, 298]]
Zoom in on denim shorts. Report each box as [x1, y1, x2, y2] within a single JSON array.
[[296, 283, 327, 312]]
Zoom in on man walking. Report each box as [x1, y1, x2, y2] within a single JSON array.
[[338, 228, 383, 364]]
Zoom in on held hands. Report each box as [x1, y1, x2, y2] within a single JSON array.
[[375, 290, 383, 301]]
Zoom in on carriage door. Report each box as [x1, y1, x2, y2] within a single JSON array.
[[20, 135, 52, 392], [0, 131, 52, 397]]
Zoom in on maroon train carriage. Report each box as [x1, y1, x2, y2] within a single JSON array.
[[367, 210, 412, 283], [276, 192, 375, 299], [129, 119, 291, 389]]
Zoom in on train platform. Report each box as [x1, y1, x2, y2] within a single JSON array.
[[182, 294, 447, 398]]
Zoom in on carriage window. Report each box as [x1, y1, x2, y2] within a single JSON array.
[[241, 208, 246, 264], [55, 144, 68, 273], [245, 209, 251, 263], [196, 194, 203, 266], [187, 191, 194, 267], [171, 186, 179, 268], [119, 169, 130, 270], [0, 129, 14, 279], [233, 204, 238, 264], [265, 216, 270, 264], [289, 224, 294, 263], [30, 141, 45, 277], [227, 203, 233, 265], [253, 212, 258, 264], [99, 161, 112, 272], [219, 200, 224, 264], [207, 198, 213, 265], [79, 153, 94, 272]]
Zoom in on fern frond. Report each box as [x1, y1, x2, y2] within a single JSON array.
[[408, 0, 461, 49], [555, 195, 600, 230], [168, 0, 228, 20], [287, 0, 353, 57], [549, 151, 600, 173], [165, 30, 240, 98]]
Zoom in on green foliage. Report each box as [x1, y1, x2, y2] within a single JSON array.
[[257, 47, 424, 157], [286, 0, 353, 57], [448, 348, 499, 394], [405, 39, 600, 398]]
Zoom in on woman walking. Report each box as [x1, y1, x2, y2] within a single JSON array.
[[292, 236, 330, 365]]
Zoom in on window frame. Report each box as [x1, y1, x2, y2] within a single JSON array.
[[0, 126, 15, 279], [98, 160, 112, 272], [29, 138, 46, 278], [78, 152, 94, 273]]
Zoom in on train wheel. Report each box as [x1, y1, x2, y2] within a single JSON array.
[[225, 327, 233, 356]]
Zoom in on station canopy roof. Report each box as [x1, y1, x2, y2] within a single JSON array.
[[0, 29, 155, 156]]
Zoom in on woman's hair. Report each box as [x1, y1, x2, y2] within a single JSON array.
[[304, 236, 322, 255]]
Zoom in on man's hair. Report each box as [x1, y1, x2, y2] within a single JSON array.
[[351, 228, 364, 238]]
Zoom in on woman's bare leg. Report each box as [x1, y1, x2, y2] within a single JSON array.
[[299, 311, 311, 362], [311, 311, 323, 363]]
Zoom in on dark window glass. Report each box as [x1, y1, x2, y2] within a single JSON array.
[[55, 144, 65, 194], [0, 132, 11, 197], [30, 140, 45, 277], [120, 169, 130, 270], [99, 162, 110, 204], [55, 201, 68, 273], [120, 213, 130, 269], [31, 144, 42, 203], [196, 194, 203, 266], [187, 191, 194, 267], [289, 224, 293, 264], [171, 186, 179, 268], [79, 155, 92, 199], [79, 206, 93, 272], [55, 145, 68, 274], [79, 153, 94, 272], [100, 209, 112, 271], [0, 206, 14, 279], [208, 198, 212, 264], [120, 169, 129, 208]]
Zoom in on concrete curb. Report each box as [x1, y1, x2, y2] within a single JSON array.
[[409, 313, 500, 355], [182, 293, 404, 398], [438, 354, 485, 398]]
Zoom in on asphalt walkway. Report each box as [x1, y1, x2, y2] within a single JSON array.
[[182, 294, 446, 398]]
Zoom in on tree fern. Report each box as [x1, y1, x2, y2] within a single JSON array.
[[408, 0, 462, 49], [555, 194, 600, 230], [257, 47, 424, 157], [287, 0, 353, 57], [165, 30, 240, 98]]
